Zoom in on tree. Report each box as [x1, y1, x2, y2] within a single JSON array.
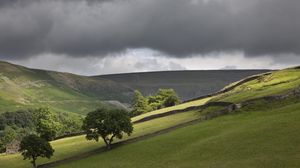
[[56, 112, 83, 136], [0, 140, 5, 153], [0, 126, 17, 145], [33, 108, 61, 141], [131, 90, 150, 116], [0, 115, 5, 130], [82, 108, 133, 149], [163, 94, 181, 107], [19, 134, 54, 168], [156, 89, 181, 107], [1, 110, 35, 129], [0, 126, 17, 153], [147, 95, 163, 110]]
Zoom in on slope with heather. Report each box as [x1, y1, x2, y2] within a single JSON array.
[[0, 61, 133, 114]]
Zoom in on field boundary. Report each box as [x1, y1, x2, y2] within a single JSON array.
[[39, 117, 205, 168], [133, 101, 233, 124]]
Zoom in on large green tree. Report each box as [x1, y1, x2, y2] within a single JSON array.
[[19, 134, 54, 168], [33, 108, 61, 141], [156, 89, 181, 108], [147, 95, 163, 110], [131, 90, 150, 116], [82, 108, 133, 149], [131, 89, 181, 114]]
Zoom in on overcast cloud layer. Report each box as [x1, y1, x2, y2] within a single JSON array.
[[0, 0, 300, 59], [11, 50, 300, 75], [0, 0, 300, 74]]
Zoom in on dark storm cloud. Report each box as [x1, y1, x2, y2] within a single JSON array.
[[0, 0, 300, 59]]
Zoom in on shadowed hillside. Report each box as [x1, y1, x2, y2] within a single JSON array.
[[97, 70, 269, 101]]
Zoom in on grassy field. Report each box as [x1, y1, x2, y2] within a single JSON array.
[[56, 101, 300, 168], [0, 110, 202, 168], [212, 69, 300, 103], [0, 88, 215, 168]]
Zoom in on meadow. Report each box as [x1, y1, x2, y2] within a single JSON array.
[[57, 101, 300, 168], [0, 109, 202, 168]]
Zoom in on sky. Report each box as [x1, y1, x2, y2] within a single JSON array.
[[0, 0, 300, 75]]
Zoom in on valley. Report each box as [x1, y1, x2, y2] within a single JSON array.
[[1, 65, 299, 168]]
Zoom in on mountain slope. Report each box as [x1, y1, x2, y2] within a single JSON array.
[[97, 70, 269, 101], [0, 61, 133, 114]]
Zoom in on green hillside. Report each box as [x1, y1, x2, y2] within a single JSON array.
[[211, 68, 300, 102], [54, 68, 300, 168], [0, 61, 133, 114], [57, 100, 300, 168], [1, 67, 299, 168], [97, 70, 269, 101]]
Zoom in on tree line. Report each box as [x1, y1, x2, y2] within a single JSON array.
[[0, 108, 83, 153], [17, 108, 132, 168], [131, 89, 181, 116]]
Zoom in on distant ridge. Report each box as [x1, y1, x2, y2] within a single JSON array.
[[96, 69, 270, 101]]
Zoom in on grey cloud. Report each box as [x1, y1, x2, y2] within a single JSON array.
[[221, 65, 237, 70], [168, 62, 186, 70], [134, 58, 186, 72], [0, 0, 300, 59]]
